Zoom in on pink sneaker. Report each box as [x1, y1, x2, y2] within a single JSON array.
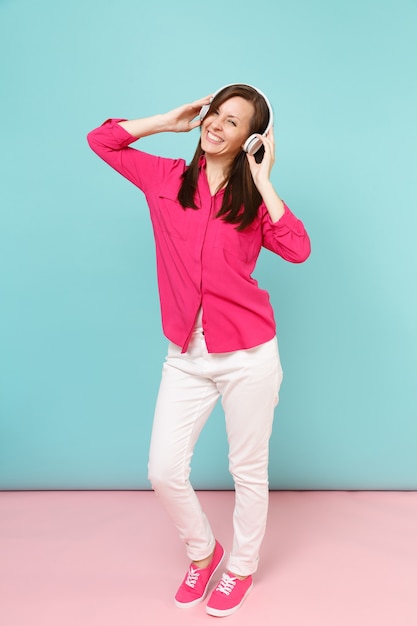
[[174, 541, 225, 608], [206, 572, 253, 617]]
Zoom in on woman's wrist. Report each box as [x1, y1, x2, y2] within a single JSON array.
[[255, 178, 274, 196], [259, 182, 285, 222]]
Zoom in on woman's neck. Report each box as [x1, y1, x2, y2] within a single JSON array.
[[204, 155, 232, 195]]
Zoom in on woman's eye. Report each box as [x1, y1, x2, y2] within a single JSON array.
[[228, 120, 237, 127]]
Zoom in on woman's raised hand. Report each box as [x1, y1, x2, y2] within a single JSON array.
[[164, 95, 212, 133], [246, 126, 276, 191], [246, 126, 285, 222]]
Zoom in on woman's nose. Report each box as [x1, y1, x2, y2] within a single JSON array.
[[211, 116, 223, 130]]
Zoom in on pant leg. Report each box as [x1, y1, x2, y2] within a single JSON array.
[[148, 337, 220, 561], [216, 337, 283, 576]]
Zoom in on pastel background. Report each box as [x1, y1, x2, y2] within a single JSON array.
[[1, 0, 416, 490]]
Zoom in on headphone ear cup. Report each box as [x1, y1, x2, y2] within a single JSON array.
[[199, 104, 210, 120], [243, 134, 262, 156]]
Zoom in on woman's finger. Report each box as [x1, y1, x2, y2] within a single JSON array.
[[264, 126, 275, 146], [191, 94, 213, 109], [253, 133, 273, 157], [189, 118, 202, 129]]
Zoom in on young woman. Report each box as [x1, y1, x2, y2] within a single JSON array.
[[87, 84, 311, 617]]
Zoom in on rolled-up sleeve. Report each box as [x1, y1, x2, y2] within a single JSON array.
[[87, 118, 167, 192], [261, 203, 311, 263]]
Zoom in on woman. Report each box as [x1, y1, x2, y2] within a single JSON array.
[[87, 84, 310, 617]]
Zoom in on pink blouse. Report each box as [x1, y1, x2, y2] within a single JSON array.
[[87, 119, 311, 353]]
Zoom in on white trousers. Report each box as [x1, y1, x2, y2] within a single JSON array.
[[148, 328, 283, 576]]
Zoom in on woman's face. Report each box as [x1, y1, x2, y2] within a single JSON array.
[[200, 96, 254, 160]]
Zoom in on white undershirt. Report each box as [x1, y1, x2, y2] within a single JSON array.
[[194, 306, 203, 329]]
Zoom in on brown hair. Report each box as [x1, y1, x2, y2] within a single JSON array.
[[177, 84, 270, 231]]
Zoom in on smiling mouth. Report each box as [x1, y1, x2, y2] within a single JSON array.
[[207, 131, 223, 144]]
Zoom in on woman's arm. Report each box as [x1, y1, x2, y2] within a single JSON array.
[[247, 127, 311, 263], [87, 96, 211, 190], [118, 96, 211, 138]]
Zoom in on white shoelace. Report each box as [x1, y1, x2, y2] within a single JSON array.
[[215, 573, 237, 596], [185, 566, 200, 588]]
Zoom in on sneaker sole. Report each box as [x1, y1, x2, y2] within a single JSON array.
[[206, 581, 254, 617]]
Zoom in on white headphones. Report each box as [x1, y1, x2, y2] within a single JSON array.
[[199, 83, 273, 156]]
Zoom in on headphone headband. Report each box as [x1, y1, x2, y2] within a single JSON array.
[[199, 83, 273, 156]]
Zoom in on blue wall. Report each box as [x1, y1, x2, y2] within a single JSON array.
[[1, 0, 416, 489]]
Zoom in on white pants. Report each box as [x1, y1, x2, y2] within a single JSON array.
[[148, 328, 283, 576]]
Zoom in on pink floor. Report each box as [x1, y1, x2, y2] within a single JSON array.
[[1, 490, 416, 626]]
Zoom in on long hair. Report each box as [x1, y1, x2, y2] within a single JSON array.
[[177, 84, 271, 231]]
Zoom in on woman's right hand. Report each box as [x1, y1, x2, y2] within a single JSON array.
[[163, 95, 212, 133]]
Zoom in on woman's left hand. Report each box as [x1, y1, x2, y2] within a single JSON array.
[[246, 126, 275, 193], [246, 126, 285, 222]]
